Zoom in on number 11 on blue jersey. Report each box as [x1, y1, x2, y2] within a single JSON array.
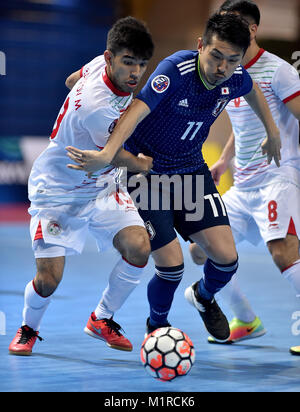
[[180, 121, 204, 141]]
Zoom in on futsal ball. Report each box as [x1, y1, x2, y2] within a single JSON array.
[[140, 327, 195, 381]]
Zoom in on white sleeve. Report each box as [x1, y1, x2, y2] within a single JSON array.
[[272, 63, 300, 104], [80, 56, 103, 79]]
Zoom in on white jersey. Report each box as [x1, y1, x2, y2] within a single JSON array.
[[226, 49, 300, 191], [28, 55, 133, 204]]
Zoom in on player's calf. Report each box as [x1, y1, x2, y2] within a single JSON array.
[[267, 235, 299, 273], [185, 257, 238, 341]]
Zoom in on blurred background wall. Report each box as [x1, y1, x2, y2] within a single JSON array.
[[0, 0, 299, 209]]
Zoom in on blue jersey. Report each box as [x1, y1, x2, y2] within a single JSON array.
[[124, 50, 253, 174]]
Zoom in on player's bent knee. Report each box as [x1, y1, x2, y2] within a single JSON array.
[[35, 257, 64, 297], [121, 231, 151, 267], [189, 243, 207, 265], [267, 238, 299, 272], [33, 274, 61, 297]]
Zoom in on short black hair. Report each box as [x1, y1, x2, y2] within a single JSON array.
[[107, 16, 154, 61], [203, 13, 251, 55], [219, 0, 260, 26]]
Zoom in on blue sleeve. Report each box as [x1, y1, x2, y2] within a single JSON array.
[[234, 66, 253, 98], [137, 58, 181, 112]]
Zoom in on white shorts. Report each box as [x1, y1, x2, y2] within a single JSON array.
[[29, 187, 145, 258], [223, 181, 300, 246]]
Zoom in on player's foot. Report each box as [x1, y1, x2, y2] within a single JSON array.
[[145, 317, 171, 337], [290, 345, 300, 356], [84, 312, 133, 352], [208, 316, 266, 344], [185, 281, 230, 342], [9, 325, 43, 356]]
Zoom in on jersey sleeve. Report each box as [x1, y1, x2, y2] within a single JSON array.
[[80, 55, 102, 79], [272, 63, 300, 104], [233, 66, 253, 98], [136, 58, 181, 111]]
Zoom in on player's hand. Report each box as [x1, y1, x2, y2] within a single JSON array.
[[66, 146, 111, 175], [261, 131, 281, 167], [136, 153, 153, 175], [209, 159, 228, 186]]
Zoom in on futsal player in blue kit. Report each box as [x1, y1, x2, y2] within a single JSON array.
[[67, 13, 281, 342]]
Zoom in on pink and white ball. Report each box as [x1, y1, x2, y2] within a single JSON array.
[[140, 327, 195, 381]]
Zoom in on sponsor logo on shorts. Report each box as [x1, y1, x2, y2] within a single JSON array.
[[108, 119, 118, 134], [47, 221, 62, 236], [145, 221, 156, 240]]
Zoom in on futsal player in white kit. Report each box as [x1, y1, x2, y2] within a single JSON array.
[[189, 1, 300, 355], [9, 17, 154, 355]]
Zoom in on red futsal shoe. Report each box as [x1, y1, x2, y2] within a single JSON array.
[[9, 325, 43, 356], [84, 312, 133, 352]]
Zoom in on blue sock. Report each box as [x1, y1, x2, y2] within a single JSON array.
[[198, 278, 214, 301], [148, 264, 184, 326], [198, 257, 239, 300]]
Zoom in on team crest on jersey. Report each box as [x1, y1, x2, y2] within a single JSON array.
[[47, 221, 62, 236], [151, 75, 170, 93], [212, 97, 229, 117], [82, 67, 90, 79]]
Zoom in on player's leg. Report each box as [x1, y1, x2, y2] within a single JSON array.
[[9, 203, 89, 356], [175, 169, 236, 341], [258, 181, 300, 354], [184, 225, 238, 341], [267, 232, 300, 355], [9, 247, 65, 356], [146, 237, 184, 333], [267, 231, 300, 297], [189, 243, 207, 265], [92, 225, 150, 321], [267, 233, 300, 276], [188, 187, 265, 343], [87, 191, 151, 350], [126, 174, 185, 335], [189, 245, 265, 342]]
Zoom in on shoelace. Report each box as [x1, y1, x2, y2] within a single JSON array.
[[102, 318, 124, 337], [18, 326, 43, 344]]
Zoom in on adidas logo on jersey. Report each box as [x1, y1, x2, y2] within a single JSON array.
[[177, 58, 196, 76], [178, 99, 189, 108]]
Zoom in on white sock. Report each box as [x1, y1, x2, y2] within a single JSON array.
[[218, 274, 257, 323], [94, 257, 145, 319], [22, 280, 52, 331], [282, 259, 300, 298]]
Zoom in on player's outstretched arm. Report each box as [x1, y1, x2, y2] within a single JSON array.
[[111, 149, 153, 174], [66, 99, 151, 173], [244, 81, 281, 167], [210, 132, 235, 186]]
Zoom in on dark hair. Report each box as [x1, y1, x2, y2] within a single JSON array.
[[219, 0, 260, 26], [203, 13, 251, 55], [107, 16, 154, 60]]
